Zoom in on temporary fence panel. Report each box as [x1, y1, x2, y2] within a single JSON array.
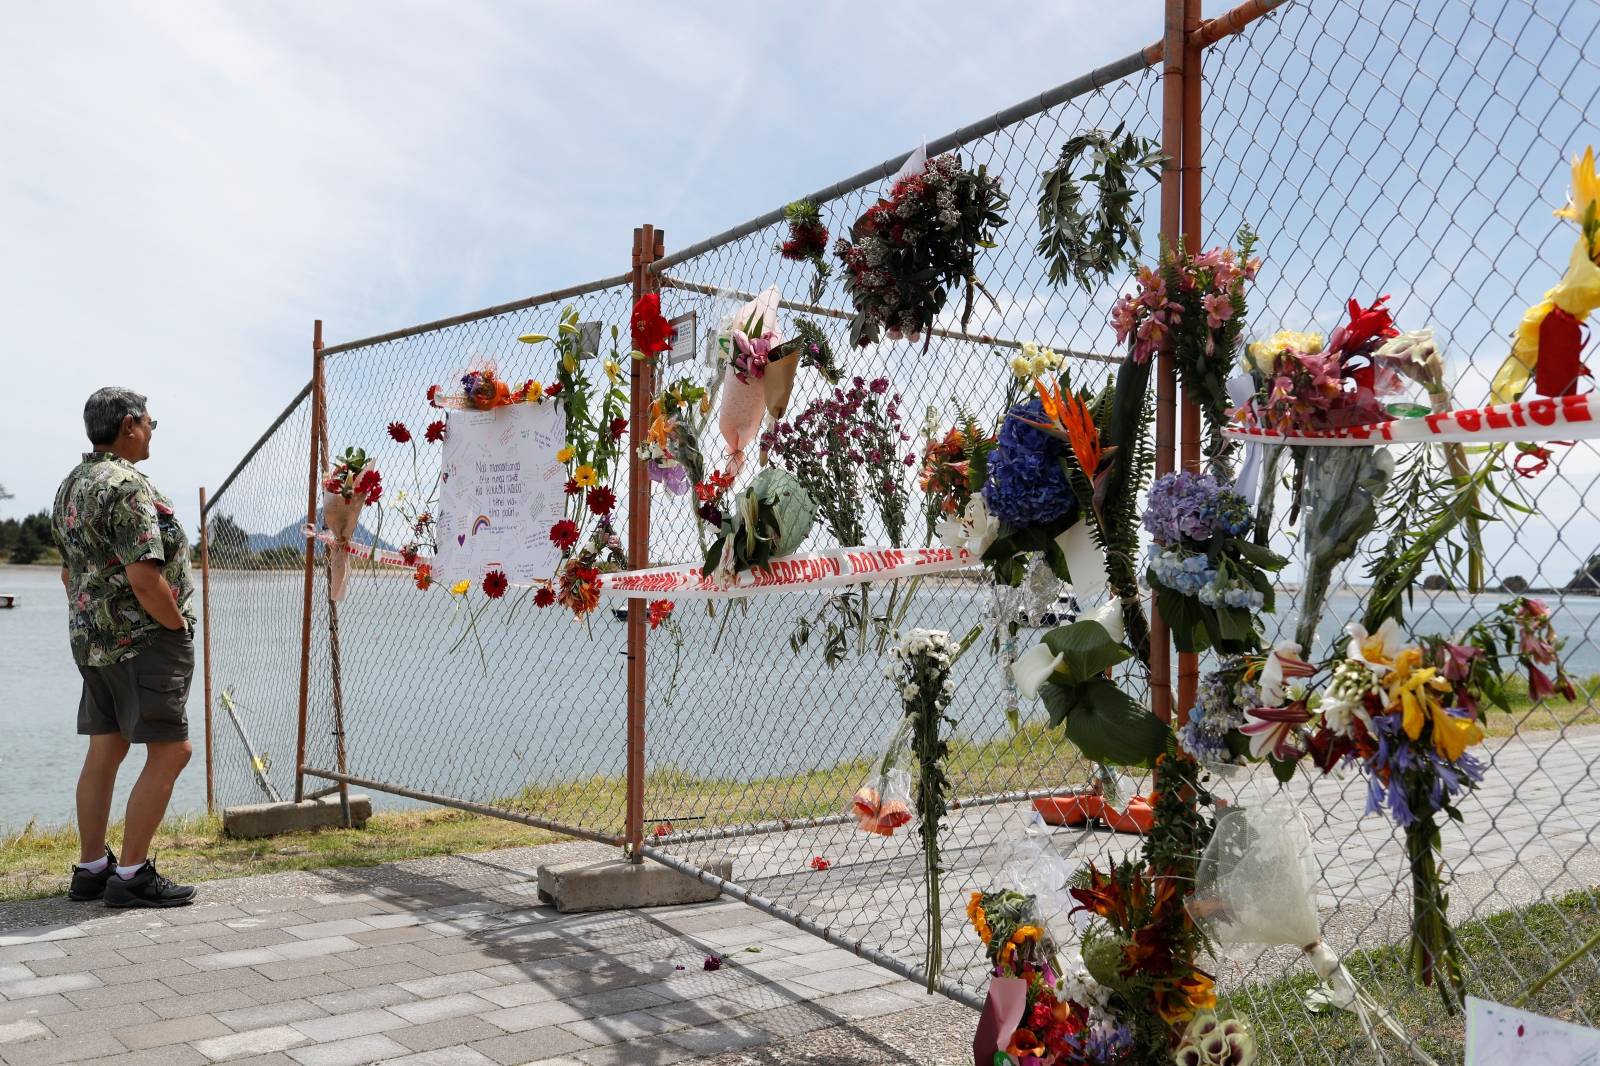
[[196, 0, 1600, 1061]]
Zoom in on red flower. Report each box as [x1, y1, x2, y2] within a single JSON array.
[[425, 420, 446, 443], [426, 384, 441, 406], [647, 599, 674, 629], [545, 381, 563, 397], [550, 520, 579, 550], [609, 416, 628, 442], [564, 478, 581, 497], [387, 421, 411, 443], [413, 563, 433, 591], [482, 570, 508, 599], [1329, 294, 1398, 355], [653, 822, 673, 838], [702, 955, 722, 972], [808, 856, 830, 871], [400, 545, 419, 567], [533, 586, 556, 608], [587, 487, 616, 516], [630, 293, 673, 355], [356, 469, 382, 505]]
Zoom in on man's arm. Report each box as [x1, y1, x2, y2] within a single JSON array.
[[125, 560, 187, 631], [60, 567, 68, 589]]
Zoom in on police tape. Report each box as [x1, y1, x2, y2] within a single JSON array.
[[1222, 392, 1600, 446]]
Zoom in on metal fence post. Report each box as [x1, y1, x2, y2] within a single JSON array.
[[199, 485, 214, 813], [1150, 0, 1186, 723], [1174, 0, 1205, 723], [294, 320, 324, 803]]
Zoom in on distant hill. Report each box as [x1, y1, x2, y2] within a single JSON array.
[[245, 516, 397, 554]]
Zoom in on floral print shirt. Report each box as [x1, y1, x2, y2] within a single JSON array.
[[51, 452, 196, 667]]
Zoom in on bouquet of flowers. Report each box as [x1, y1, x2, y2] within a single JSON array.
[[715, 287, 784, 475], [1491, 145, 1599, 402], [835, 151, 1008, 348], [425, 364, 554, 411], [321, 446, 381, 602], [763, 376, 915, 655], [969, 890, 1135, 1066], [1109, 230, 1258, 462], [921, 411, 994, 545], [1142, 472, 1284, 655], [639, 378, 707, 497], [702, 468, 816, 585], [777, 200, 832, 304]]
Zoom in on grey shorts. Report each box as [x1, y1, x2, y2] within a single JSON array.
[[77, 628, 194, 743]]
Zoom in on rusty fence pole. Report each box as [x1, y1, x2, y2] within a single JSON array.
[[199, 486, 214, 813], [1150, 0, 1186, 725], [311, 357, 354, 828], [625, 225, 663, 861], [294, 320, 324, 803], [1173, 0, 1205, 724]]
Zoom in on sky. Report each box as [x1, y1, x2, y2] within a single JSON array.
[[0, 1, 1165, 534], [2, 0, 1596, 592]]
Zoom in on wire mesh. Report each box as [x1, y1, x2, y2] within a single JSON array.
[[197, 1, 1600, 1060]]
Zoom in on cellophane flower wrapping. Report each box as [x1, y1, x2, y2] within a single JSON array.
[[850, 717, 916, 837], [321, 461, 375, 603], [1188, 790, 1320, 959], [993, 811, 1086, 949], [717, 287, 784, 475], [1294, 445, 1394, 653]]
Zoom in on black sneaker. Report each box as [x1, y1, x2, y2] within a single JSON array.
[[67, 847, 118, 902], [103, 861, 196, 909]]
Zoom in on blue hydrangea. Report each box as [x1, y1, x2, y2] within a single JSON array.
[[1144, 471, 1253, 545], [982, 398, 1078, 529]]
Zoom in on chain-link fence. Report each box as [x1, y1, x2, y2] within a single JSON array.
[[200, 0, 1600, 1059]]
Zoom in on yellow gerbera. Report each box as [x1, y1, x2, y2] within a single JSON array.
[[525, 380, 544, 404], [449, 579, 470, 596], [556, 446, 575, 464], [574, 464, 598, 488]]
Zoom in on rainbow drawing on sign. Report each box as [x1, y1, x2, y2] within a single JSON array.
[[471, 515, 492, 536]]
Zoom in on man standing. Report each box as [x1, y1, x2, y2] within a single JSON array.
[[51, 387, 197, 908]]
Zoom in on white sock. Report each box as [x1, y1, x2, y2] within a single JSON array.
[[115, 862, 147, 880], [76, 855, 109, 874]]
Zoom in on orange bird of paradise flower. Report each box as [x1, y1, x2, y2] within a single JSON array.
[[1019, 377, 1104, 480]]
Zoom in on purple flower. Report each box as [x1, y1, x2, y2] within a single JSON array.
[[982, 398, 1077, 530]]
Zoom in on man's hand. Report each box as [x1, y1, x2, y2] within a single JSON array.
[[125, 559, 187, 631]]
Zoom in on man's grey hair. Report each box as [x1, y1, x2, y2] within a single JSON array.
[[84, 387, 148, 446]]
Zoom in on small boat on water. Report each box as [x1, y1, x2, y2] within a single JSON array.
[[0, 594, 15, 609]]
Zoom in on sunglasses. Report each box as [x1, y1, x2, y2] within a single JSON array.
[[146, 418, 158, 432]]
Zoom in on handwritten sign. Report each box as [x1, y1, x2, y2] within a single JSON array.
[[1466, 996, 1600, 1065], [434, 403, 566, 586]]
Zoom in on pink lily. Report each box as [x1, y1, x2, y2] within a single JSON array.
[[1241, 701, 1313, 760]]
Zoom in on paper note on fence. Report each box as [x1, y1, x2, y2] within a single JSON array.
[[1465, 996, 1600, 1066], [434, 402, 566, 586]]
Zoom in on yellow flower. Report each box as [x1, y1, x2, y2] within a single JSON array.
[[1386, 647, 1484, 761], [1492, 237, 1600, 402], [574, 464, 598, 488], [1009, 355, 1032, 380], [966, 893, 992, 945], [525, 380, 544, 404], [449, 579, 470, 596], [1244, 330, 1324, 373], [1554, 145, 1599, 232], [562, 352, 578, 375], [603, 358, 622, 384], [556, 446, 575, 464]]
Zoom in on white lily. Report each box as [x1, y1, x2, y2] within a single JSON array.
[[1258, 640, 1314, 707], [1086, 597, 1125, 644], [1014, 641, 1064, 700], [935, 495, 1000, 557], [1345, 618, 1403, 677]]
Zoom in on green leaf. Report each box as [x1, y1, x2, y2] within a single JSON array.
[[1041, 682, 1073, 728], [1041, 619, 1132, 681], [1059, 678, 1168, 767], [1234, 539, 1287, 571], [1268, 754, 1299, 784], [1156, 582, 1209, 653]]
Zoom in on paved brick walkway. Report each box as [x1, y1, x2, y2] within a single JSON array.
[[0, 845, 953, 1066]]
